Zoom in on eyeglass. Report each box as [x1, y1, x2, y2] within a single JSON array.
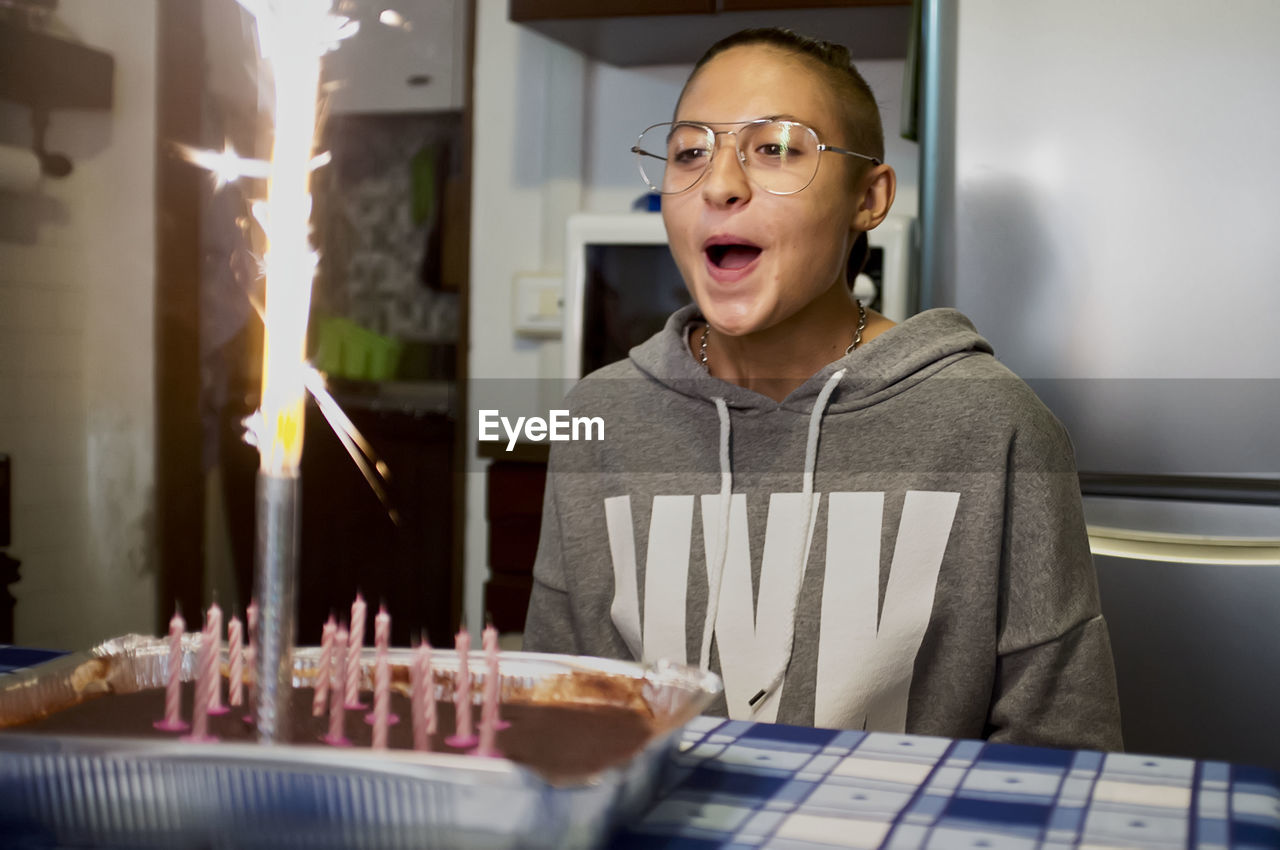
[[632, 118, 880, 196]]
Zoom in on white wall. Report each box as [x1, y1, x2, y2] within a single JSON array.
[[465, 0, 585, 634], [465, 0, 917, 634], [0, 0, 158, 649]]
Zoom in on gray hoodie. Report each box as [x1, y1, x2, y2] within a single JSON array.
[[524, 303, 1122, 750]]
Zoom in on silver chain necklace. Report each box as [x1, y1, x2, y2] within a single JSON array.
[[699, 299, 866, 371]]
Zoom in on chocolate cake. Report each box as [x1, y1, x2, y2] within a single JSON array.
[[8, 673, 656, 783]]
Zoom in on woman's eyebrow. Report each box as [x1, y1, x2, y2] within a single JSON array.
[[673, 114, 798, 126]]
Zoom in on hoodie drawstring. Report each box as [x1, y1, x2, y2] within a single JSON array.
[[698, 371, 849, 713], [699, 396, 733, 672], [747, 368, 847, 711]]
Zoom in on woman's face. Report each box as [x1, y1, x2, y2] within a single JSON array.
[[662, 45, 875, 339]]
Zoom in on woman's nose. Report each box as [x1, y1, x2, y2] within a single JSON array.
[[699, 133, 752, 206]]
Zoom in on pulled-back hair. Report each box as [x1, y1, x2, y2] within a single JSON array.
[[680, 27, 885, 162]]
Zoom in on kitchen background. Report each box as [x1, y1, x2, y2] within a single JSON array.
[[0, 0, 918, 649], [2, 0, 1275, 766]]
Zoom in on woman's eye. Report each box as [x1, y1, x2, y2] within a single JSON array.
[[672, 147, 709, 165], [757, 143, 788, 158]]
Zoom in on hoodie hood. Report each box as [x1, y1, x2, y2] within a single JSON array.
[[628, 303, 994, 414]]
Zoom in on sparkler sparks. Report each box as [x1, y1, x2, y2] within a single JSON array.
[[249, 0, 351, 476], [177, 143, 333, 192], [177, 142, 269, 189], [302, 365, 399, 523]]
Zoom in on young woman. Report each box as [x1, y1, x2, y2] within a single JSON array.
[[523, 28, 1121, 750]]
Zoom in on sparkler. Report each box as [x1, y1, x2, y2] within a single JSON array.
[[228, 0, 355, 743], [178, 1, 417, 744]]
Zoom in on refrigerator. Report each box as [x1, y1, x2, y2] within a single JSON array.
[[915, 0, 1280, 767]]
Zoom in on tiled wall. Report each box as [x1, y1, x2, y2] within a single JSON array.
[[0, 2, 158, 650]]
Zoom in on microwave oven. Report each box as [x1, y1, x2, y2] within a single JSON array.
[[561, 212, 916, 380]]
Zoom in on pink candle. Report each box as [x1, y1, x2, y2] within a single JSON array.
[[244, 599, 259, 724], [344, 594, 367, 709], [241, 646, 255, 724], [445, 629, 476, 748], [313, 616, 336, 717], [411, 641, 433, 751], [371, 649, 390, 749], [483, 624, 509, 731], [365, 607, 399, 726], [227, 615, 244, 707], [205, 604, 228, 716], [183, 620, 217, 742], [246, 600, 259, 656], [325, 625, 350, 746], [154, 608, 188, 732], [424, 641, 437, 738], [474, 625, 503, 756]]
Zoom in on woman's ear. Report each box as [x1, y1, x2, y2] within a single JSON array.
[[853, 163, 897, 231]]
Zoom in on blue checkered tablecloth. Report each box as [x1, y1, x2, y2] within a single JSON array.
[[613, 717, 1280, 849], [0, 645, 66, 674], [5, 648, 1278, 848]]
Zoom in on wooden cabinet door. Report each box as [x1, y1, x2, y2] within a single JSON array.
[[512, 0, 906, 16], [507, 1, 912, 66], [720, 0, 909, 9], [510, 0, 714, 20]]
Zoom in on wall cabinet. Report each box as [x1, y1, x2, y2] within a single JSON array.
[[325, 0, 468, 113], [508, 0, 912, 66], [720, 0, 907, 9], [510, 0, 713, 17], [510, 0, 906, 17]]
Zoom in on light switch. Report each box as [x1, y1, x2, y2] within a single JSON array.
[[513, 273, 563, 338]]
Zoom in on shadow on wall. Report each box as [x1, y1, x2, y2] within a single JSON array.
[[0, 190, 68, 245], [954, 174, 1084, 380]]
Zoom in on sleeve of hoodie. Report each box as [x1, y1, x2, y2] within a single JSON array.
[[987, 414, 1123, 751], [521, 453, 582, 655]]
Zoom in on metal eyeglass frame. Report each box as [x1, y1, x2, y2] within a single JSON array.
[[631, 118, 881, 196]]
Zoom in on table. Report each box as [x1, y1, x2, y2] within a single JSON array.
[[0, 645, 65, 674], [5, 647, 1279, 849], [615, 717, 1280, 849]]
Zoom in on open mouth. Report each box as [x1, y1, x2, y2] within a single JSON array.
[[706, 244, 762, 270]]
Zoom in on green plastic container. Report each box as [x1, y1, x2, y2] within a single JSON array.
[[313, 317, 403, 381]]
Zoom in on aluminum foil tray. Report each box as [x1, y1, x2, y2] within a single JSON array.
[[0, 635, 722, 849]]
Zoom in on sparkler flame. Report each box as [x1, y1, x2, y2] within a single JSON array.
[[227, 0, 356, 476]]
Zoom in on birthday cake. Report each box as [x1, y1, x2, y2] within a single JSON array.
[[0, 622, 721, 849], [10, 673, 654, 782], [0, 598, 709, 791]]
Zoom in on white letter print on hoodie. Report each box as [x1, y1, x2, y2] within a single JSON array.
[[606, 489, 958, 727]]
